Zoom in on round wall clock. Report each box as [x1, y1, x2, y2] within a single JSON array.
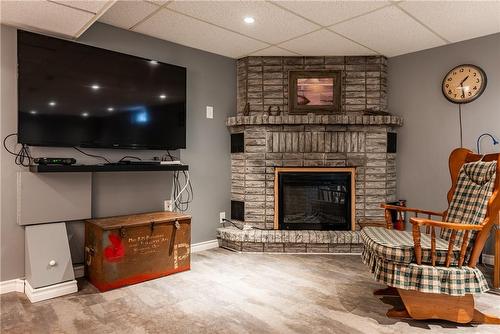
[[442, 64, 487, 104]]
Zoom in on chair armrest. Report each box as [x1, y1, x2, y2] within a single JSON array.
[[381, 204, 445, 217], [410, 217, 482, 231], [410, 218, 482, 267]]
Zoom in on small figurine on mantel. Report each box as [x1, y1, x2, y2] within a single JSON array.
[[364, 109, 390, 116], [263, 105, 271, 117], [243, 102, 250, 116], [270, 106, 281, 116]]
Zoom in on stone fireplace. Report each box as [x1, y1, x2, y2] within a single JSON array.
[[217, 55, 403, 253]]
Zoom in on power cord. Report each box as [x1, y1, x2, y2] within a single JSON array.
[[163, 150, 179, 161], [171, 170, 193, 212], [221, 218, 267, 230], [73, 146, 111, 164], [118, 156, 142, 162], [165, 150, 193, 212], [2, 133, 34, 167], [222, 218, 244, 230]]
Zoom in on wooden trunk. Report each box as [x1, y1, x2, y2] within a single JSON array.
[[85, 211, 191, 292]]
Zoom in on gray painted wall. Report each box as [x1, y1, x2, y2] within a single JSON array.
[[389, 33, 500, 255], [1, 23, 235, 281]]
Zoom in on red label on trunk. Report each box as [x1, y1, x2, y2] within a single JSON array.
[[104, 233, 125, 262]]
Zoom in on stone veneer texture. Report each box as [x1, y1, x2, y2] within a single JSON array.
[[237, 56, 388, 115], [217, 227, 363, 253], [228, 117, 401, 229]]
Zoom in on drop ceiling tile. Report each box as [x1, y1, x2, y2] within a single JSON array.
[[273, 0, 391, 27], [0, 0, 95, 37], [279, 29, 376, 56], [167, 1, 319, 44], [133, 8, 269, 58], [99, 1, 159, 29], [249, 46, 299, 56], [399, 1, 500, 43], [52, 0, 111, 14], [331, 5, 445, 57], [146, 0, 170, 5]]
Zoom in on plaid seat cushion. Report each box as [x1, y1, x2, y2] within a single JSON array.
[[441, 160, 497, 247], [362, 246, 489, 296], [361, 227, 460, 266]]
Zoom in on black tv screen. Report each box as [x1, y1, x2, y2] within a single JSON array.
[[17, 30, 186, 150]]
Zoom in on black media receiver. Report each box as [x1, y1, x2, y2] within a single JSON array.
[[34, 158, 77, 165]]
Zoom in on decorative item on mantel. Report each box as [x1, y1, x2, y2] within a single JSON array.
[[364, 109, 390, 116], [270, 106, 281, 116], [264, 105, 271, 117], [243, 102, 250, 116]]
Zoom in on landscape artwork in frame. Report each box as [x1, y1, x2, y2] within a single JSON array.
[[289, 70, 341, 114], [297, 78, 334, 106]]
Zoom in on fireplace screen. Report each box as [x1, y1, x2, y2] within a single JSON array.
[[277, 171, 352, 230]]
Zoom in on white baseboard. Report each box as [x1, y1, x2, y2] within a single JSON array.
[[483, 254, 494, 266], [191, 239, 219, 253], [0, 278, 25, 294], [25, 280, 78, 303]]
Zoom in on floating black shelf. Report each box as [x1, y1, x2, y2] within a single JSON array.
[[29, 163, 189, 173]]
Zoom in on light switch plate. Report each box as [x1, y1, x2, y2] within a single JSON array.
[[206, 106, 213, 119]]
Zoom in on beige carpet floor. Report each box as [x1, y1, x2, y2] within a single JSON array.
[[1, 248, 499, 334]]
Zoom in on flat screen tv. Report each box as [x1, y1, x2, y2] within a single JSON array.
[[17, 30, 186, 150]]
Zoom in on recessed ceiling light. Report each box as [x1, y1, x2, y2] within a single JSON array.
[[107, 107, 114, 112], [30, 110, 37, 115], [159, 94, 166, 99], [48, 101, 56, 107], [150, 60, 159, 65], [91, 84, 100, 90], [244, 16, 255, 24], [81, 112, 89, 117]]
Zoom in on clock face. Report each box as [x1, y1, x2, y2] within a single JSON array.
[[442, 64, 487, 104]]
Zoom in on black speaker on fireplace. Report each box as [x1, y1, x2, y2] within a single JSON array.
[[231, 133, 244, 153], [387, 132, 397, 153], [231, 200, 245, 221]]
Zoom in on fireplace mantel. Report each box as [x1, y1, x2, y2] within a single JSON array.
[[226, 114, 403, 127]]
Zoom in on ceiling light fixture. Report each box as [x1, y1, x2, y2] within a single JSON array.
[[82, 112, 89, 117], [48, 101, 56, 107], [107, 107, 114, 112], [159, 94, 166, 99], [150, 60, 159, 65], [30, 110, 37, 115], [244, 16, 255, 24], [91, 84, 100, 90]]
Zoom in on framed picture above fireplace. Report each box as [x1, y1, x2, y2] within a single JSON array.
[[288, 70, 342, 114]]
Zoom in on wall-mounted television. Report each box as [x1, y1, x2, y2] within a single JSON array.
[[17, 30, 186, 150]]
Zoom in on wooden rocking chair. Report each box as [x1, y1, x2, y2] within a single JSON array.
[[361, 148, 500, 324]]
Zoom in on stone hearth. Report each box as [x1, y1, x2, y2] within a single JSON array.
[[217, 227, 362, 254]]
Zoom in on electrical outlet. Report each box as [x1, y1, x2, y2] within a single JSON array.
[[164, 200, 173, 211], [206, 106, 214, 119], [219, 212, 225, 224]]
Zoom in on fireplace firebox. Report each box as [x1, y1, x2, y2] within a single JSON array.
[[275, 168, 355, 231]]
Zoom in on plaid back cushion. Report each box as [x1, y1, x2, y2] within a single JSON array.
[[441, 160, 497, 247]]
